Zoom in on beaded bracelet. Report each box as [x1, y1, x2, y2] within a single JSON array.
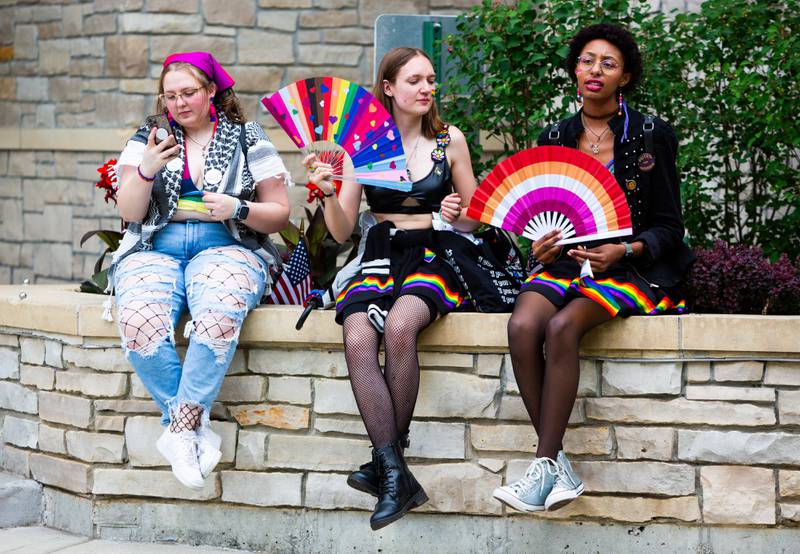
[[137, 165, 155, 182]]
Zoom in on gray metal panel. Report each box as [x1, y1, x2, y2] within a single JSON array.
[[373, 14, 460, 83]]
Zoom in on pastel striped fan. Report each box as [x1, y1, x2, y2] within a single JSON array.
[[466, 146, 632, 245]]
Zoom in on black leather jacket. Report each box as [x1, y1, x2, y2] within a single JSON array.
[[537, 106, 695, 291]]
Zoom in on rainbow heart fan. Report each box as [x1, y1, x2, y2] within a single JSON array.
[[261, 77, 411, 192], [467, 146, 633, 246]]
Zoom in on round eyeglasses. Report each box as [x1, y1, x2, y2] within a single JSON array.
[[576, 55, 621, 74], [159, 87, 203, 104]]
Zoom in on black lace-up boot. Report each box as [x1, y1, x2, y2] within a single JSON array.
[[369, 441, 428, 530], [347, 432, 409, 497]]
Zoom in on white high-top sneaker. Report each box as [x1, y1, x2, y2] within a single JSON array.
[[196, 424, 222, 477], [156, 429, 205, 490]]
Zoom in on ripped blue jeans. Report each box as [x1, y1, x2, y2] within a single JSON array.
[[113, 221, 268, 426]]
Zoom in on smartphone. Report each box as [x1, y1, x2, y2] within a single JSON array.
[[145, 114, 173, 144]]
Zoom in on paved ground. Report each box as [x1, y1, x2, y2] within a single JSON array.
[[0, 526, 256, 554]]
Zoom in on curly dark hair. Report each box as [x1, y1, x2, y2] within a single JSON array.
[[566, 23, 642, 93]]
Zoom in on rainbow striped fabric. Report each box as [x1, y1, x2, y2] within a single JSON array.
[[400, 272, 462, 310], [336, 276, 394, 307], [177, 192, 209, 214], [524, 271, 685, 317], [335, 272, 462, 312]]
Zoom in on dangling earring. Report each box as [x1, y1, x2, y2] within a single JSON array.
[[618, 89, 623, 116], [576, 86, 583, 104], [209, 96, 217, 122]]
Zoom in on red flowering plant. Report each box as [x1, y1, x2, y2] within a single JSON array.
[[80, 158, 124, 294]]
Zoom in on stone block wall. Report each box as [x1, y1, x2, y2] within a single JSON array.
[[0, 285, 798, 550], [1, 0, 491, 286]]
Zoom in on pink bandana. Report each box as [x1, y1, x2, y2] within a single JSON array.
[[163, 51, 235, 92]]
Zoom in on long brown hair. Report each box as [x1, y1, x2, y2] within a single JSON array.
[[372, 47, 444, 140], [156, 62, 245, 124]]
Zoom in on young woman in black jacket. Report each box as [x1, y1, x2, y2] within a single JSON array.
[[493, 23, 694, 513]]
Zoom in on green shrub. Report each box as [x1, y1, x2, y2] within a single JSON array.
[[444, 0, 800, 260]]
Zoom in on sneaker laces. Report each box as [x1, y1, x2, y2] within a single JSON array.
[[177, 432, 200, 467], [509, 457, 558, 496], [551, 462, 570, 490]]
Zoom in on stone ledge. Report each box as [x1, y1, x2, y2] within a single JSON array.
[[1, 285, 798, 354]]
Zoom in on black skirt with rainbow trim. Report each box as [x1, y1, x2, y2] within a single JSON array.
[[521, 256, 686, 317], [335, 228, 465, 325]]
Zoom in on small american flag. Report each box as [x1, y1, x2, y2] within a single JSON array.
[[268, 239, 313, 305]]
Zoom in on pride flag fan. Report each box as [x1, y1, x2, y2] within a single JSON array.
[[261, 77, 411, 192], [467, 146, 633, 245]]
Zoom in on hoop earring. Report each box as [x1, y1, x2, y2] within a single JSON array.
[[209, 96, 217, 122], [618, 89, 623, 116]]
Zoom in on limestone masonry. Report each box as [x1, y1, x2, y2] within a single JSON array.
[[0, 285, 798, 551]]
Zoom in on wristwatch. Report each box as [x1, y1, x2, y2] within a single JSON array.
[[234, 201, 250, 221], [622, 242, 634, 258]]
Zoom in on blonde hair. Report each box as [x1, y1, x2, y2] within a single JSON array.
[[156, 62, 245, 124], [372, 47, 444, 140]]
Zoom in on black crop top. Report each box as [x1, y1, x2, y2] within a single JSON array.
[[364, 127, 453, 214]]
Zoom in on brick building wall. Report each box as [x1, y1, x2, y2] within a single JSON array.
[[0, 0, 700, 285]]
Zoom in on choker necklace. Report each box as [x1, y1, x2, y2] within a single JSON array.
[[582, 107, 618, 120]]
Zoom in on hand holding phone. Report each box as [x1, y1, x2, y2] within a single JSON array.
[[140, 115, 179, 178], [145, 114, 174, 144]]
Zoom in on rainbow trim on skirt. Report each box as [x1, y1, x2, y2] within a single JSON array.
[[525, 272, 685, 317], [400, 272, 462, 309], [336, 276, 394, 309]]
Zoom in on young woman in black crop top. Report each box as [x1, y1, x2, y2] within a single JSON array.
[[304, 47, 479, 530], [492, 24, 693, 515]]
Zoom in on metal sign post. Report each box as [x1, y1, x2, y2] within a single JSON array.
[[373, 14, 460, 88]]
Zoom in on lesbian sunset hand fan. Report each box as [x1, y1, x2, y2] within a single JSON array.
[[467, 146, 632, 246], [261, 77, 411, 192]]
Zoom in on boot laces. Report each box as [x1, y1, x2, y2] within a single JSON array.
[[377, 450, 399, 497]]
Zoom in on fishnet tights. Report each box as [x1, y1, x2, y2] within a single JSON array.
[[194, 263, 254, 294], [119, 299, 171, 353], [508, 293, 611, 459], [194, 312, 237, 340], [343, 296, 432, 448], [343, 313, 396, 448], [383, 295, 431, 438], [169, 403, 203, 432]]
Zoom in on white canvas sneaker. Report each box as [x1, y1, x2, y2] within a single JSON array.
[[156, 429, 205, 490], [196, 424, 222, 477]]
